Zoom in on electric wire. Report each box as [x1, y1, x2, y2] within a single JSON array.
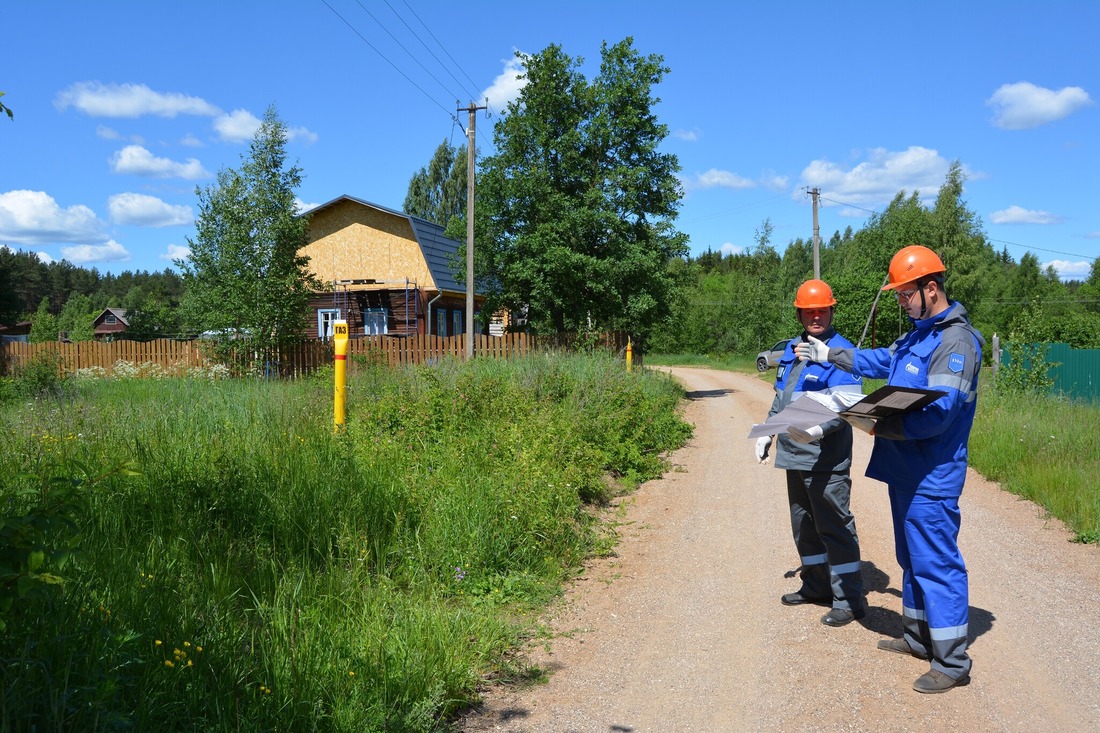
[[319, 0, 458, 122], [383, 0, 482, 102], [399, 0, 484, 102], [352, 0, 463, 102], [815, 193, 1095, 263]]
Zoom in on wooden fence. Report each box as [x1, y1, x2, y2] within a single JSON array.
[[0, 332, 631, 378]]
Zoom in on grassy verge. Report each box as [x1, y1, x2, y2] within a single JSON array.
[[969, 384, 1100, 543], [0, 353, 691, 731]]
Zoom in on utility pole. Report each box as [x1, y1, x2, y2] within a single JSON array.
[[461, 100, 487, 360], [810, 187, 821, 279]]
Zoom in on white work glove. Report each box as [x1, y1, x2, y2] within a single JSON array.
[[755, 436, 772, 464], [787, 424, 825, 443], [795, 335, 830, 363], [843, 415, 876, 434]]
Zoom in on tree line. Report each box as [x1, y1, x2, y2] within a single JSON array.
[[4, 41, 1098, 355]]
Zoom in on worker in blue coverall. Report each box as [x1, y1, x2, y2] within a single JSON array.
[[796, 245, 984, 694], [756, 279, 866, 627]]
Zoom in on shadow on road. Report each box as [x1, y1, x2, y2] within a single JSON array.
[[857, 560, 996, 644], [684, 388, 733, 400]]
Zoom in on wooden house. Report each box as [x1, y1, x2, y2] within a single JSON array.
[[92, 307, 129, 341], [300, 195, 489, 340]]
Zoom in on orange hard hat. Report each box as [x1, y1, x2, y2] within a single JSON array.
[[794, 279, 836, 309], [882, 245, 945, 291]]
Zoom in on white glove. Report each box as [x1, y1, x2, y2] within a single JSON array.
[[787, 424, 824, 443], [755, 436, 772, 464], [843, 415, 876, 434], [795, 335, 830, 363]]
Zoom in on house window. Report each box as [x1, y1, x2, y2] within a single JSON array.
[[363, 307, 389, 336], [317, 309, 341, 340], [451, 309, 464, 336], [435, 308, 447, 337], [105, 315, 117, 325]]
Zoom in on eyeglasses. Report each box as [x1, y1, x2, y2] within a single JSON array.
[[895, 287, 921, 302]]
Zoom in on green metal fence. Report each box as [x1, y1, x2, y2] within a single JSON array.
[[998, 340, 1100, 403]]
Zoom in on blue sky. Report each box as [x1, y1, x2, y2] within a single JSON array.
[[2, 1, 1097, 281]]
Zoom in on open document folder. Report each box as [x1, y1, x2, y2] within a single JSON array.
[[747, 385, 947, 439]]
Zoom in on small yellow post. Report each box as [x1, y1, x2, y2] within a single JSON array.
[[333, 320, 348, 431], [626, 337, 633, 372]]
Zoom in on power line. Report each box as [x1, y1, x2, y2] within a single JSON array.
[[319, 0, 458, 122], [815, 192, 1096, 263], [385, 0, 482, 102], [351, 0, 464, 102], [987, 238, 1096, 262]]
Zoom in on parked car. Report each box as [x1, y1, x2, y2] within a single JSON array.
[[756, 339, 791, 371]]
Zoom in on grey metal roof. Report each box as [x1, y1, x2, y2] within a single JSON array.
[[304, 194, 482, 296]]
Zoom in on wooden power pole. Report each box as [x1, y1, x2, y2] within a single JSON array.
[[461, 100, 487, 360], [810, 187, 821, 280]]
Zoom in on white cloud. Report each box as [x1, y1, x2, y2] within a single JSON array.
[[287, 126, 319, 145], [989, 205, 1063, 225], [61, 239, 130, 265], [719, 242, 745, 256], [55, 82, 221, 118], [1043, 259, 1091, 281], [97, 125, 122, 140], [0, 190, 108, 244], [800, 146, 951, 211], [673, 129, 700, 142], [110, 145, 211, 180], [687, 168, 756, 190], [760, 172, 790, 191], [161, 243, 191, 262], [987, 81, 1093, 130], [1084, 231, 1100, 239], [295, 197, 321, 214], [180, 133, 204, 147], [36, 251, 56, 264], [214, 109, 261, 143], [108, 193, 193, 227], [482, 54, 527, 111]]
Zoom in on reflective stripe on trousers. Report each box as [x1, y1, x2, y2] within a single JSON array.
[[889, 487, 971, 678], [786, 469, 863, 610]]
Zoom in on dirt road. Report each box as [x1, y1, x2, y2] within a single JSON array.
[[459, 366, 1100, 733]]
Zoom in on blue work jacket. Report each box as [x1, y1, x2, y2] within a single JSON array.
[[831, 302, 984, 497]]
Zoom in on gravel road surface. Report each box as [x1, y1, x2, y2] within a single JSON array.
[[459, 366, 1100, 733]]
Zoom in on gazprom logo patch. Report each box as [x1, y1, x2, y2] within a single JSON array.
[[949, 352, 965, 373], [906, 361, 920, 375]]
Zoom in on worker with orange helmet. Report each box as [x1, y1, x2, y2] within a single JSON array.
[[795, 245, 985, 694], [757, 278, 866, 627]]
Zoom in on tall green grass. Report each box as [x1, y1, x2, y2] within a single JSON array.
[[0, 353, 691, 731], [970, 386, 1100, 543]]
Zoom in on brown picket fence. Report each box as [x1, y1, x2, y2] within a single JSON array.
[[0, 332, 631, 378]]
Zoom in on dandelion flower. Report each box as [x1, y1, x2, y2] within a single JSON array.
[[164, 660, 174, 668], [155, 640, 163, 646]]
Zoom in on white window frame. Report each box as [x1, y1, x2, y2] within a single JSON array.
[[363, 307, 388, 336], [317, 308, 341, 341]]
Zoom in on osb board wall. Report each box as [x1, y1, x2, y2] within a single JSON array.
[[301, 200, 437, 290]]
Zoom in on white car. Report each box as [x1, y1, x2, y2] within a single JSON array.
[[756, 339, 790, 371]]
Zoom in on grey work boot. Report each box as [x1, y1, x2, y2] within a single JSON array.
[[913, 669, 970, 693], [876, 637, 929, 660]]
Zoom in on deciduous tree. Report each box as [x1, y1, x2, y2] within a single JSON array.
[[178, 105, 319, 360], [473, 39, 687, 346], [403, 138, 467, 227]]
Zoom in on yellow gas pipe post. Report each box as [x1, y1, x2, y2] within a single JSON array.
[[333, 320, 348, 431], [626, 337, 633, 372]]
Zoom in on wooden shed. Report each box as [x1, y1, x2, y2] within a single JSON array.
[[300, 195, 487, 340]]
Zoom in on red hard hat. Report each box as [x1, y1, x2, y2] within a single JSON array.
[[794, 279, 836, 309], [882, 245, 946, 291]]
